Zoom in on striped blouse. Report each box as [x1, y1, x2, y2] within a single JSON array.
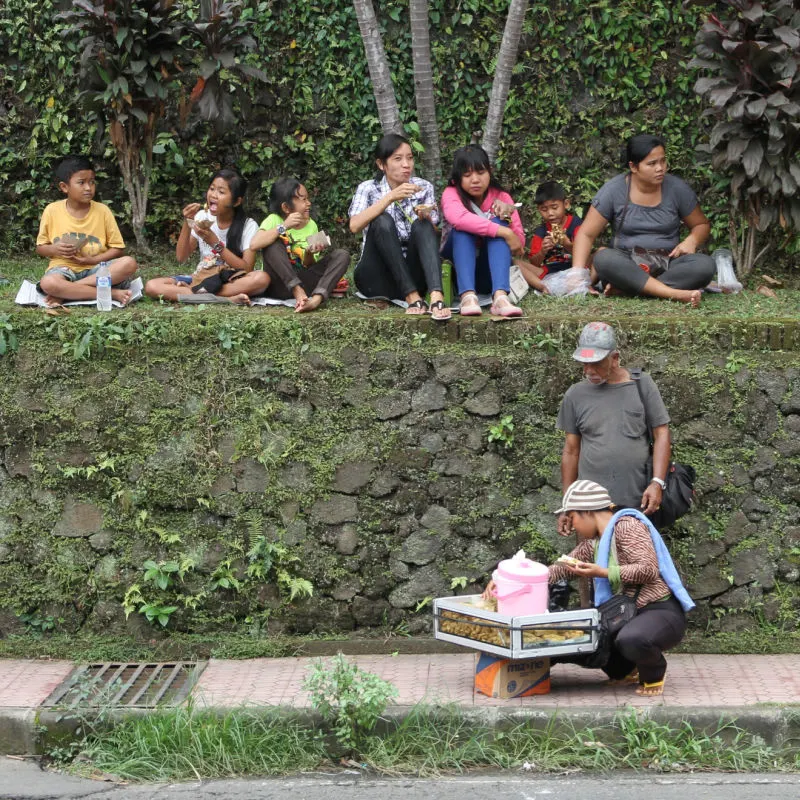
[[548, 516, 671, 609]]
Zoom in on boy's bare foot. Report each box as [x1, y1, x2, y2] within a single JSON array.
[[111, 288, 132, 306], [295, 294, 322, 313], [43, 294, 64, 308], [603, 283, 624, 297]]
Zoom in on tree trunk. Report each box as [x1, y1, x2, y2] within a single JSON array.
[[352, 0, 403, 136], [110, 117, 152, 253], [409, 0, 442, 185], [481, 0, 530, 164]]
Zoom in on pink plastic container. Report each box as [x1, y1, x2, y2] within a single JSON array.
[[492, 550, 549, 616]]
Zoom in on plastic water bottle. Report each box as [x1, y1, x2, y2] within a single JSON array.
[[96, 261, 112, 311]]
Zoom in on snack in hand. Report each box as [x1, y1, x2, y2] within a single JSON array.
[[550, 222, 567, 246], [306, 231, 331, 249], [414, 203, 436, 215], [557, 554, 582, 567], [193, 202, 214, 231]]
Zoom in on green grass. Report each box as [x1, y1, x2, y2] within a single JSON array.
[[71, 704, 793, 781], [1, 252, 798, 323]]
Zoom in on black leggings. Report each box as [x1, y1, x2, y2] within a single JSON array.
[[594, 248, 715, 295], [353, 213, 442, 300], [552, 596, 686, 684], [603, 596, 687, 684]]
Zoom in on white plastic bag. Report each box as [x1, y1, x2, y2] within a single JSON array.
[[712, 248, 743, 293], [542, 266, 592, 297]]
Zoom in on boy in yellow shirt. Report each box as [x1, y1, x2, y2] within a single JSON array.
[[36, 156, 137, 306]]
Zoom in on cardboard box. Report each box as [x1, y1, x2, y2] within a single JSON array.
[[475, 653, 550, 698]]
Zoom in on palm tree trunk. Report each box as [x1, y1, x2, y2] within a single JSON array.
[[409, 0, 442, 185], [482, 0, 530, 164], [352, 0, 403, 135]]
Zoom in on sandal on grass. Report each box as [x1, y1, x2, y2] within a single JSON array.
[[429, 299, 452, 322], [490, 294, 523, 318], [405, 299, 428, 315], [635, 678, 665, 697]]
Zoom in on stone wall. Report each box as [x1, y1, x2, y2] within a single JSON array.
[[0, 313, 797, 640]]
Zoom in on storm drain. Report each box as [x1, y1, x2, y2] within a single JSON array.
[[41, 661, 206, 709]]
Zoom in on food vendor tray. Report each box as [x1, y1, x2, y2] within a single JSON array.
[[433, 595, 600, 660]]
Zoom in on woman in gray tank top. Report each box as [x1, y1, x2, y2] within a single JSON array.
[[572, 134, 715, 307]]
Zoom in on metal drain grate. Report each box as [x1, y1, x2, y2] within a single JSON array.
[[41, 661, 206, 709]]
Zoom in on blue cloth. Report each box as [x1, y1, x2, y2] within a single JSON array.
[[441, 218, 511, 295], [593, 508, 695, 613]]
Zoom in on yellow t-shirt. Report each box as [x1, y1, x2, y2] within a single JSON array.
[[36, 200, 125, 273]]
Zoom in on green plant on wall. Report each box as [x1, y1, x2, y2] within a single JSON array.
[[689, 0, 800, 275], [488, 414, 515, 449]]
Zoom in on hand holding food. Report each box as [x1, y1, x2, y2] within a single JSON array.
[[550, 222, 567, 247], [390, 182, 421, 202], [414, 203, 436, 220], [182, 202, 203, 222]]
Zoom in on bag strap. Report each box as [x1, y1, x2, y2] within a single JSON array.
[[629, 368, 654, 443], [612, 175, 632, 250]]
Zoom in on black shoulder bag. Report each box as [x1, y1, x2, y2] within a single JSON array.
[[631, 370, 696, 528]]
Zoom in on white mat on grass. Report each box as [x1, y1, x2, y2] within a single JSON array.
[[355, 291, 492, 312], [15, 278, 144, 308]]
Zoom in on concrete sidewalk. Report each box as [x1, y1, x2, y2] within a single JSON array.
[[2, 653, 800, 753]]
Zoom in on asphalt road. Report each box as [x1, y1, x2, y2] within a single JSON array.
[[2, 760, 800, 800]]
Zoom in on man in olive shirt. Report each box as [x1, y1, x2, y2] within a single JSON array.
[[556, 322, 671, 536]]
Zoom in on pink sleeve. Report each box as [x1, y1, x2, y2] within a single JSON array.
[[493, 189, 525, 248], [441, 186, 501, 238]]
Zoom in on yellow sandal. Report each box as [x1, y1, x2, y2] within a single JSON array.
[[635, 678, 665, 696], [607, 669, 639, 686]]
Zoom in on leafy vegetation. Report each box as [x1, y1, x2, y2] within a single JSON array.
[[303, 654, 399, 751], [690, 0, 800, 276], [4, 1, 797, 268], [62, 704, 794, 780]]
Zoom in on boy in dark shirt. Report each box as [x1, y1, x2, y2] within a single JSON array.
[[527, 181, 582, 275]]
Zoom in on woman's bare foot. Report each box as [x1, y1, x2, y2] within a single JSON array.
[[295, 293, 323, 313], [603, 283, 625, 297], [231, 293, 251, 305], [673, 289, 702, 308], [111, 288, 132, 306]]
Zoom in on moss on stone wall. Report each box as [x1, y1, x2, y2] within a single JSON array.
[[0, 309, 797, 643]]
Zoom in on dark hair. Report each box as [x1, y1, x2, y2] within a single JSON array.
[[268, 177, 303, 216], [55, 155, 94, 185], [534, 181, 567, 205], [212, 168, 248, 258], [447, 145, 505, 211], [623, 134, 666, 169], [373, 133, 411, 181]]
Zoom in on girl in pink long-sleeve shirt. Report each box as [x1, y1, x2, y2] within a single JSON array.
[[440, 145, 525, 317]]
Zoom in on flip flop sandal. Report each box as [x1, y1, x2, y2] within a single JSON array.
[[405, 299, 428, 316], [429, 300, 452, 322]]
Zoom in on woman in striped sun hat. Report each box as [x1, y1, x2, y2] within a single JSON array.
[[549, 479, 694, 696]]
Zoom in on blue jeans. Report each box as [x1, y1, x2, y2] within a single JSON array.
[[441, 219, 511, 295]]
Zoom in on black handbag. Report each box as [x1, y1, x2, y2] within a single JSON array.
[[579, 587, 641, 670], [597, 588, 640, 636], [631, 370, 696, 528]]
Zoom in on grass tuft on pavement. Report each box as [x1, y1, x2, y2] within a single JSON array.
[[73, 704, 792, 781]]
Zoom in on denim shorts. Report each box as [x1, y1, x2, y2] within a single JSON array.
[[43, 263, 131, 289]]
